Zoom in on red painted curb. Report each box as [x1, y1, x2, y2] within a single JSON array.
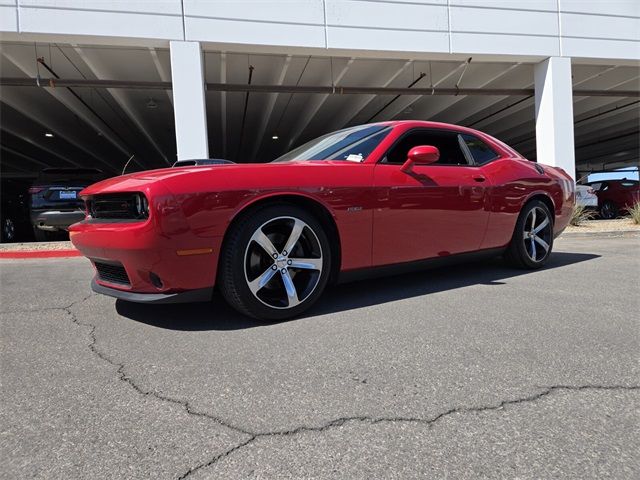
[[0, 250, 82, 259]]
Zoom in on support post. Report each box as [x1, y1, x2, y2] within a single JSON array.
[[170, 41, 209, 161], [534, 57, 575, 180]]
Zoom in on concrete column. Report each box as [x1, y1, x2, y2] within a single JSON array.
[[170, 41, 209, 160], [534, 57, 575, 180]]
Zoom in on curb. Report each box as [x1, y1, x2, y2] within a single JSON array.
[[560, 230, 640, 238], [0, 250, 82, 259]]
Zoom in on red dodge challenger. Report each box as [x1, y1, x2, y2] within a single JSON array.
[[70, 121, 574, 320]]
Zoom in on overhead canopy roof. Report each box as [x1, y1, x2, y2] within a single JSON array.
[[1, 42, 638, 177]]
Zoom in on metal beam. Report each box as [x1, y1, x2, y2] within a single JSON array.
[[478, 71, 640, 141], [1, 77, 637, 97], [1, 51, 133, 163], [249, 55, 291, 161], [72, 45, 170, 165], [286, 58, 355, 151], [332, 60, 412, 130], [0, 96, 117, 173], [0, 146, 48, 171], [149, 47, 173, 106], [424, 64, 523, 124], [1, 125, 79, 169], [366, 62, 468, 122]]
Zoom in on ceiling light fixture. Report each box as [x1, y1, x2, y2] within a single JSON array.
[[272, 135, 279, 140], [45, 132, 54, 137]]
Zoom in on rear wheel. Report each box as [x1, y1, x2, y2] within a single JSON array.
[[505, 200, 554, 269], [600, 200, 617, 219], [219, 204, 331, 321], [33, 227, 49, 242], [1, 218, 16, 242]]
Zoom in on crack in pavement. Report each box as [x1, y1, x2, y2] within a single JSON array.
[[47, 294, 640, 480], [177, 383, 640, 479], [58, 295, 255, 437]]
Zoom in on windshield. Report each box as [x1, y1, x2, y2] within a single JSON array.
[[272, 124, 391, 163]]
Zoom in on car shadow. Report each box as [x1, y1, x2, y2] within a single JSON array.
[[115, 251, 599, 331]]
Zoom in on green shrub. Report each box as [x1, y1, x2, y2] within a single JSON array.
[[627, 202, 640, 225], [570, 205, 596, 226]]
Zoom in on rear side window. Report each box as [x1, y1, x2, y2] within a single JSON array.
[[620, 181, 638, 188], [461, 134, 499, 165]]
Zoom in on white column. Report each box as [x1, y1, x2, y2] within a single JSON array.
[[534, 57, 575, 180], [170, 41, 209, 160]]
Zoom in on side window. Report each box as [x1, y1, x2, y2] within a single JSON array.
[[461, 134, 499, 165], [384, 130, 469, 166]]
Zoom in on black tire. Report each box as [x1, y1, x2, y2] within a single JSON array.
[[600, 200, 617, 220], [1, 217, 16, 243], [218, 203, 332, 321], [33, 226, 49, 242], [505, 200, 554, 269]]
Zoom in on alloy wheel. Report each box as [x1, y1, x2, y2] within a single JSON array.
[[601, 202, 615, 219], [3, 218, 15, 242], [522, 206, 552, 262], [244, 216, 323, 309]]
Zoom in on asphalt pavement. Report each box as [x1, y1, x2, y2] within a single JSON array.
[[1, 235, 638, 479]]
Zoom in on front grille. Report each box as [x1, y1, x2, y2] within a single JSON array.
[[94, 261, 130, 286], [88, 193, 147, 220]]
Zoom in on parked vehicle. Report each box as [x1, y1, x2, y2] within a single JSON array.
[[30, 168, 104, 241], [1, 178, 31, 243], [575, 184, 598, 209], [70, 121, 574, 321], [587, 179, 640, 219]]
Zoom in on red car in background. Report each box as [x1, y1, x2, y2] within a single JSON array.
[[586, 179, 640, 219], [70, 121, 574, 321]]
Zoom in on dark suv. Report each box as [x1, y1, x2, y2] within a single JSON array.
[[29, 168, 104, 241]]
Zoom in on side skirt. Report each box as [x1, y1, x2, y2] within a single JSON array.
[[337, 247, 506, 284]]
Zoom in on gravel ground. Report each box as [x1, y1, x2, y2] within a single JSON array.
[[564, 218, 639, 233], [1, 235, 638, 479]]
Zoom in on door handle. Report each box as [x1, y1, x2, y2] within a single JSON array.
[[472, 175, 486, 183]]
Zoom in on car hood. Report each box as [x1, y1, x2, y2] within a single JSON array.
[[80, 161, 350, 196]]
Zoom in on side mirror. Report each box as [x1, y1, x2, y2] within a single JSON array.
[[401, 145, 440, 173]]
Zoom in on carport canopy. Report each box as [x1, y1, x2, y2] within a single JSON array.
[[1, 41, 639, 180]]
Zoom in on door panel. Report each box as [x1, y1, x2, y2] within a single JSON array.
[[372, 164, 491, 266]]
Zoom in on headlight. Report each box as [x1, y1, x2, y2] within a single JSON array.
[[141, 195, 149, 217], [135, 193, 149, 218]]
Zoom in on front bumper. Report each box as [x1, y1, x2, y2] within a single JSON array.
[[91, 278, 212, 304], [31, 209, 86, 231], [71, 215, 223, 295]]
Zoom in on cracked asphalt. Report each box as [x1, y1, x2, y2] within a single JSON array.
[[1, 235, 638, 479]]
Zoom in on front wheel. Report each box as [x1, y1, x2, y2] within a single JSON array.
[[218, 204, 331, 321], [505, 200, 554, 269]]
